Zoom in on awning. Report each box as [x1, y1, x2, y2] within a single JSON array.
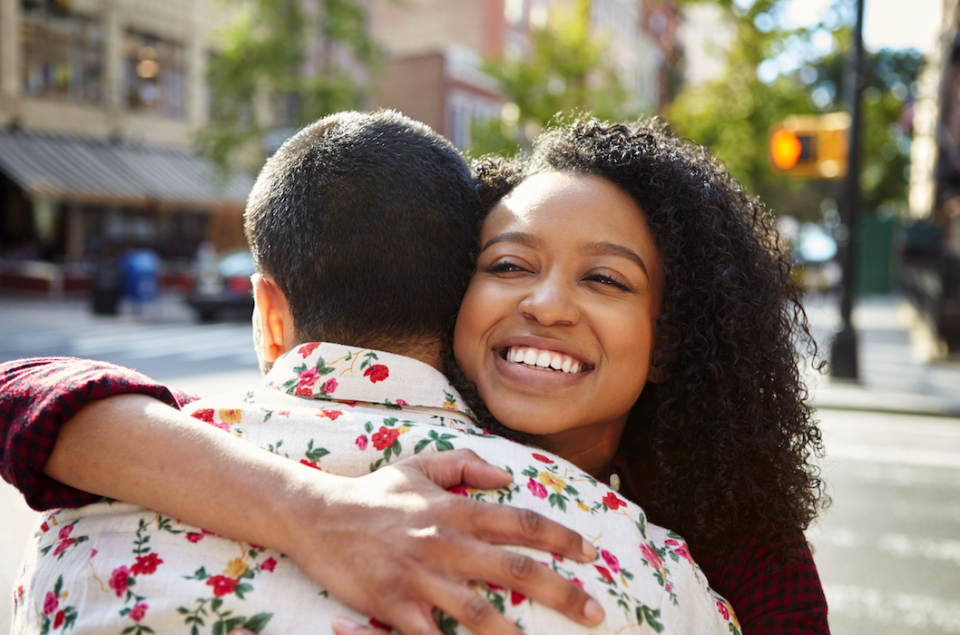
[[0, 128, 254, 209]]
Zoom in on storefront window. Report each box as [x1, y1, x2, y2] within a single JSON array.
[[20, 0, 104, 103], [123, 31, 185, 118]]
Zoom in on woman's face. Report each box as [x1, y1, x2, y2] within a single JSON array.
[[453, 171, 664, 465]]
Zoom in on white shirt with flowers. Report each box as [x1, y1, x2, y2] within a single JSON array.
[[13, 343, 740, 635]]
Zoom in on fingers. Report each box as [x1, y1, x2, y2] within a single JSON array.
[[464, 500, 596, 563], [412, 449, 512, 490], [419, 575, 525, 635], [331, 617, 393, 635], [451, 542, 605, 627]]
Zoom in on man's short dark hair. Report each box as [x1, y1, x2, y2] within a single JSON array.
[[245, 110, 476, 351]]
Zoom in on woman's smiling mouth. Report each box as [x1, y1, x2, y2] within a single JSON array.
[[499, 346, 591, 374]]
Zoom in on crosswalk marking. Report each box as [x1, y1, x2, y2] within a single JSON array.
[[824, 584, 960, 633]]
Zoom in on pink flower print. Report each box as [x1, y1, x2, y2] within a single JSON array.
[[355, 435, 369, 450], [317, 409, 343, 421], [278, 410, 291, 417], [129, 603, 148, 622], [131, 552, 163, 576], [186, 532, 204, 543], [717, 601, 730, 621], [672, 543, 694, 565], [594, 565, 613, 583], [363, 364, 389, 383], [602, 492, 626, 510], [447, 484, 469, 497], [571, 577, 585, 589], [601, 549, 621, 574], [298, 342, 321, 358], [532, 453, 554, 464], [90, 549, 98, 558], [298, 366, 319, 389], [109, 566, 130, 597], [639, 543, 663, 570], [43, 591, 58, 615], [261, 557, 277, 572], [58, 525, 74, 541], [395, 399, 407, 406], [551, 552, 563, 561], [664, 539, 679, 546], [526, 477, 548, 499], [54, 610, 65, 629], [324, 378, 338, 394], [53, 538, 75, 556]]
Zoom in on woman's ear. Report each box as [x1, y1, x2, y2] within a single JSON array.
[[253, 274, 295, 363], [647, 348, 662, 384]]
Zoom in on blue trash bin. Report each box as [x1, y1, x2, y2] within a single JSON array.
[[120, 249, 160, 305]]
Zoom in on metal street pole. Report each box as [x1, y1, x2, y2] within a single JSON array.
[[830, 0, 865, 380]]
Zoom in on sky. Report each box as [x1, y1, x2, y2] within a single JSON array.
[[783, 0, 942, 52]]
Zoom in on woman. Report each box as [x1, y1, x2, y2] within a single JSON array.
[[5, 118, 828, 634]]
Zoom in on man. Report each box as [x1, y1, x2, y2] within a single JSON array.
[[6, 111, 734, 635]]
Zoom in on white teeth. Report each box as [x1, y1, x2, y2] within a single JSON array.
[[505, 346, 585, 374]]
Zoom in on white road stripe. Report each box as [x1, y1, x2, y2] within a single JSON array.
[[824, 584, 960, 633]]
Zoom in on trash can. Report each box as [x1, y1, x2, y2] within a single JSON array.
[[90, 258, 121, 315], [121, 249, 160, 306]]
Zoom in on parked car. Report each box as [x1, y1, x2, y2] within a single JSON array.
[[186, 249, 255, 322]]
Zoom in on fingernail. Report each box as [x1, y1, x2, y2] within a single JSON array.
[[585, 599, 605, 624], [331, 617, 362, 632], [582, 538, 597, 560]]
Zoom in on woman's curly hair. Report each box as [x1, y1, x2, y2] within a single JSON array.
[[442, 117, 827, 559]]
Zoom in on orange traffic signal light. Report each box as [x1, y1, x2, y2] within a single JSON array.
[[768, 113, 850, 179]]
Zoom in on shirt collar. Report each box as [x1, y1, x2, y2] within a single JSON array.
[[263, 341, 474, 419]]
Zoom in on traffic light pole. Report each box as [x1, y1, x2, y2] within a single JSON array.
[[830, 0, 865, 380]]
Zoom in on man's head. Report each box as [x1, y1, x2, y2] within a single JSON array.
[[245, 110, 476, 371]]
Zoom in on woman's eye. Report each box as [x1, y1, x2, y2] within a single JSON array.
[[586, 274, 631, 291], [485, 261, 527, 274]]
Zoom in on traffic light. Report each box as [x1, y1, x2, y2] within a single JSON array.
[[768, 113, 850, 179]]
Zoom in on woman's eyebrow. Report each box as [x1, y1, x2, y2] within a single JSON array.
[[582, 242, 649, 278], [479, 231, 541, 254]]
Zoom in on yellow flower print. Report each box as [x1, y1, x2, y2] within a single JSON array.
[[218, 408, 243, 425], [538, 471, 566, 495], [223, 558, 248, 578], [396, 425, 411, 434], [577, 500, 590, 512], [442, 401, 457, 410]]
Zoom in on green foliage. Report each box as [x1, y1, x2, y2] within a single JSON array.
[[469, 0, 637, 157], [667, 0, 922, 221], [199, 0, 376, 170]]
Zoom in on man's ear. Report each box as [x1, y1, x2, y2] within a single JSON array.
[[253, 274, 296, 363]]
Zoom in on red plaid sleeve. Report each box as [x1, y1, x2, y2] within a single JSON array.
[[0, 357, 199, 511], [694, 529, 830, 635]]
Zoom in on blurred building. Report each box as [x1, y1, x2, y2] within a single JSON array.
[[0, 0, 252, 293], [903, 0, 960, 351], [368, 0, 674, 149], [676, 2, 733, 89]]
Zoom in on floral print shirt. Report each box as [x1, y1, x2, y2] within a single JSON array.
[[13, 343, 741, 635]]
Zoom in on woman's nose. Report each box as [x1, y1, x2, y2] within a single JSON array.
[[518, 277, 580, 326]]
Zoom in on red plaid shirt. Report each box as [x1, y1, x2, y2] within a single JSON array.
[[1, 357, 828, 634]]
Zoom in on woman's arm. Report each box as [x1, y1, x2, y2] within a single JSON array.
[[2, 358, 605, 635]]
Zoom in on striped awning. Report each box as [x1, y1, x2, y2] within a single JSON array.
[[0, 128, 254, 209]]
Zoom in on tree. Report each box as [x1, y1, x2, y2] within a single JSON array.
[[199, 0, 376, 170], [667, 0, 922, 221], [469, 0, 636, 157]]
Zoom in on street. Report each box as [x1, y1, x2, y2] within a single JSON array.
[[1, 294, 959, 633]]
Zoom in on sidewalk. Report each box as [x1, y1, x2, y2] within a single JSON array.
[[803, 294, 960, 417]]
